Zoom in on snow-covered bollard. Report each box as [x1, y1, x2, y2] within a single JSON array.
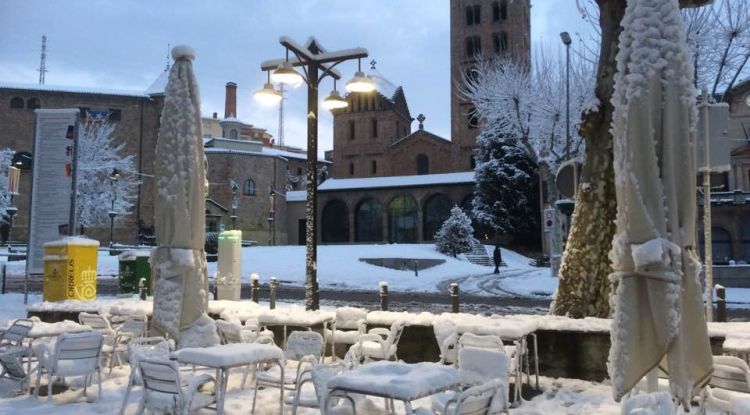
[[250, 273, 260, 303], [379, 281, 388, 311], [716, 284, 726, 322], [269, 277, 278, 310], [138, 278, 147, 301], [450, 282, 459, 313]]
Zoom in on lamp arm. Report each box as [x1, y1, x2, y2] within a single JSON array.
[[288, 49, 311, 86], [317, 59, 347, 85]]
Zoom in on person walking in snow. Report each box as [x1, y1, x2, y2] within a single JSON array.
[[493, 245, 501, 274]]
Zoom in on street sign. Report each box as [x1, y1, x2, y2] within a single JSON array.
[[556, 159, 582, 199]]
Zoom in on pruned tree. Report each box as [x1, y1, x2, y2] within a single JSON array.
[[463, 49, 596, 172], [472, 133, 539, 239], [75, 120, 139, 232], [435, 206, 475, 258]]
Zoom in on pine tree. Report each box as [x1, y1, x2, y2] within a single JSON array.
[[472, 131, 539, 239], [435, 206, 475, 258]]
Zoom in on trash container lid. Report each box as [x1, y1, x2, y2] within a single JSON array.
[[44, 236, 100, 248], [118, 250, 151, 260]]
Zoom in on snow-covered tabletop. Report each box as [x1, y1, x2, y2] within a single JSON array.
[[27, 320, 90, 338], [366, 311, 434, 327], [436, 313, 538, 339], [173, 342, 284, 415], [173, 343, 283, 368], [257, 310, 334, 327], [723, 332, 750, 353], [327, 361, 459, 402]]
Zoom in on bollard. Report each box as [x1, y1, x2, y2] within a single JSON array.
[[138, 278, 147, 301], [379, 281, 389, 311], [251, 273, 260, 303], [414, 260, 419, 277], [1, 263, 5, 295], [269, 277, 278, 310], [716, 284, 727, 323], [450, 282, 459, 313]]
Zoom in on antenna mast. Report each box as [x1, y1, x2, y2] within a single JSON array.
[[38, 35, 48, 85], [165, 43, 171, 72]]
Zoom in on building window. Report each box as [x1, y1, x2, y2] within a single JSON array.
[[470, 155, 476, 169], [230, 129, 238, 139], [493, 32, 508, 54], [297, 167, 303, 176], [349, 162, 354, 176], [10, 97, 24, 109], [416, 154, 429, 175], [467, 108, 479, 129], [349, 120, 355, 140], [493, 1, 507, 21], [355, 198, 383, 242], [27, 98, 40, 110], [423, 194, 453, 241], [465, 5, 481, 25], [243, 179, 256, 196], [465, 67, 480, 85], [371, 118, 378, 138], [108, 108, 122, 122], [371, 160, 377, 174], [466, 36, 482, 59], [388, 195, 418, 243], [322, 199, 349, 243]]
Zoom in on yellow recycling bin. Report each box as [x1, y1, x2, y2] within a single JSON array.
[[43, 237, 100, 302]]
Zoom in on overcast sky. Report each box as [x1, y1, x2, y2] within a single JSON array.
[[0, 1, 592, 155]]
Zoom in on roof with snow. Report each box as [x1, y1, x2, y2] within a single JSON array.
[[0, 82, 150, 98], [203, 137, 331, 163], [145, 70, 168, 96], [391, 129, 452, 148], [370, 69, 399, 102], [286, 190, 306, 202], [318, 171, 475, 192]]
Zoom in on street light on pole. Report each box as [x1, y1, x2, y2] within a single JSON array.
[[560, 31, 572, 160], [257, 36, 370, 310], [108, 168, 120, 248]]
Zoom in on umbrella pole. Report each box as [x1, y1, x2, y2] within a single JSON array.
[[701, 87, 713, 322]]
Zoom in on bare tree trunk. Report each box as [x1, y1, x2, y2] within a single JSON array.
[[550, 0, 625, 318]]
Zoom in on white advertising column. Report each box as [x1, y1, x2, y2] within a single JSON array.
[[216, 230, 242, 300]]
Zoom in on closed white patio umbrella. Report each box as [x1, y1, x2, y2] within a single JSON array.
[[608, 0, 712, 408], [151, 45, 219, 348]]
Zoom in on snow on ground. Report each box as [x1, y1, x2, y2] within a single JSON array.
[[4, 244, 554, 297]]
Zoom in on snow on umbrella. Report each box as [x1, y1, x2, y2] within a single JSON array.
[[151, 45, 219, 348], [608, 0, 712, 407]]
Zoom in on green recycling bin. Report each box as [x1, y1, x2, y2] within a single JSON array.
[[118, 250, 151, 295]]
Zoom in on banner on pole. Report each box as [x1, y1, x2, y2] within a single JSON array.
[[25, 109, 79, 275]]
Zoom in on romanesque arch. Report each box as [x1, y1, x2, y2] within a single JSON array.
[[422, 193, 453, 241], [355, 198, 383, 242], [322, 199, 349, 243], [388, 195, 418, 243]]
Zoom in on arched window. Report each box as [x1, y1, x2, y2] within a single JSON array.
[[388, 195, 418, 243], [416, 154, 429, 175], [27, 98, 40, 110], [423, 194, 453, 241], [466, 36, 482, 58], [243, 179, 256, 196], [742, 220, 750, 262], [701, 227, 732, 264], [9, 97, 24, 109], [493, 32, 508, 54], [229, 129, 238, 139], [355, 198, 383, 242], [371, 160, 377, 174], [371, 118, 378, 138], [322, 199, 349, 243]]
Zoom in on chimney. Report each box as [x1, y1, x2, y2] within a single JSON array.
[[224, 82, 237, 118]]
